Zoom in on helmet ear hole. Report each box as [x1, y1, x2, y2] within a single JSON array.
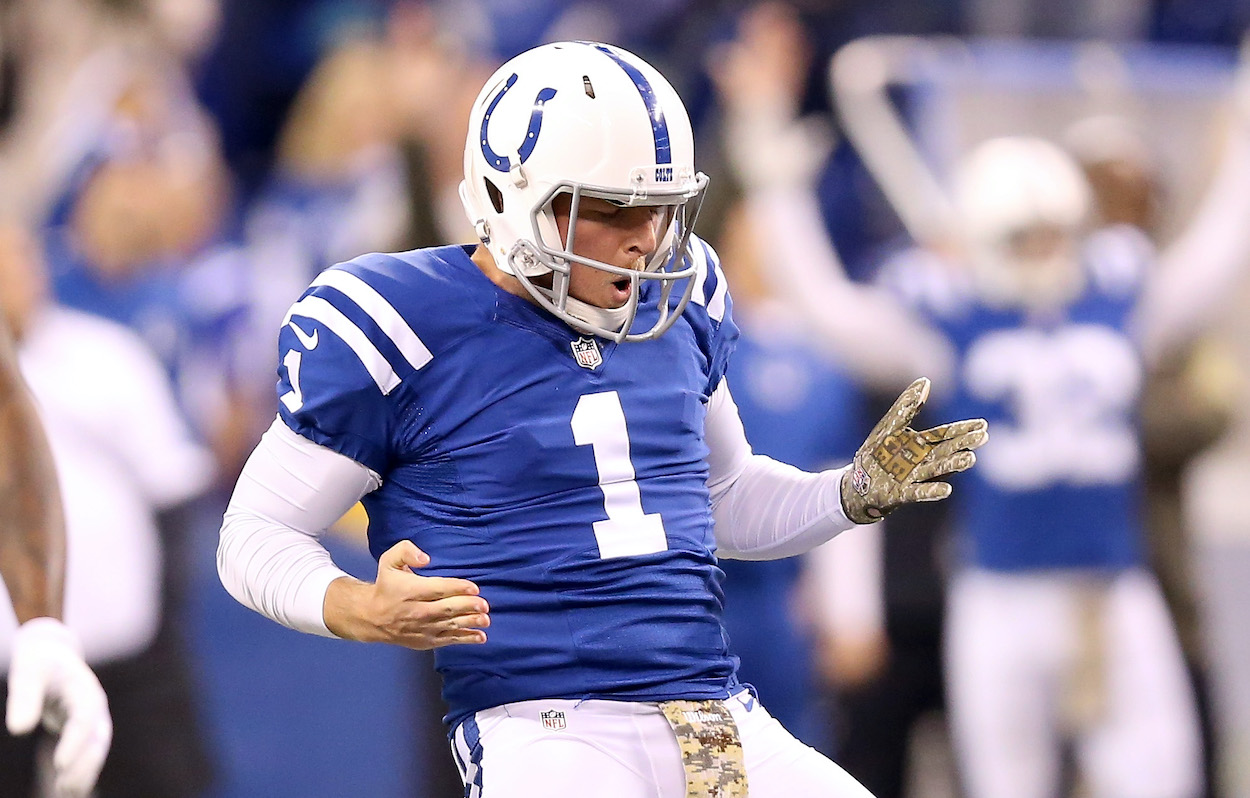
[[484, 179, 504, 213]]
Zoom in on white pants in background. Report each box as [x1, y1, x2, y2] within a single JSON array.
[[946, 567, 1202, 798], [450, 689, 872, 797], [1199, 540, 1250, 798]]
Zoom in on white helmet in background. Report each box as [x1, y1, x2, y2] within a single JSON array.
[[459, 41, 708, 341], [952, 136, 1091, 311]]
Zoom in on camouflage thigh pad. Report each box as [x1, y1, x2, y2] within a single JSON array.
[[659, 699, 748, 798]]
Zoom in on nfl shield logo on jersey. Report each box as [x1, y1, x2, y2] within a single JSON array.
[[570, 337, 603, 370], [540, 710, 567, 731]]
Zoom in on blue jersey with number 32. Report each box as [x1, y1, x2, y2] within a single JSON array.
[[276, 239, 740, 725], [908, 230, 1150, 572]]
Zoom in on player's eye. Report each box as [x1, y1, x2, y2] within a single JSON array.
[[583, 205, 620, 221]]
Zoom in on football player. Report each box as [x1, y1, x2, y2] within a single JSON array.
[[937, 138, 1204, 798], [217, 41, 986, 797], [745, 129, 1241, 798], [1, 261, 111, 797]]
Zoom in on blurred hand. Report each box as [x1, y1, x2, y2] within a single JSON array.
[[840, 377, 988, 524], [817, 632, 890, 690], [708, 2, 811, 118], [6, 618, 112, 798], [709, 3, 832, 189], [324, 540, 490, 650]]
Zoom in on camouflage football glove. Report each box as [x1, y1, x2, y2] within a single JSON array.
[[840, 377, 989, 524]]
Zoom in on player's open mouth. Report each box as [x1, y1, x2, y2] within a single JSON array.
[[603, 277, 632, 307]]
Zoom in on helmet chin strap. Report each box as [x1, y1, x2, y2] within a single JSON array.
[[535, 285, 632, 337], [566, 295, 631, 333], [513, 241, 636, 338]]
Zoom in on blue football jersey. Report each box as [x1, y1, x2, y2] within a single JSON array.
[[721, 314, 863, 590], [276, 237, 741, 725], [718, 314, 862, 745], [729, 317, 862, 471], [896, 230, 1151, 571]]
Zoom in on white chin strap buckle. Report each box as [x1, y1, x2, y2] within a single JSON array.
[[508, 156, 528, 188]]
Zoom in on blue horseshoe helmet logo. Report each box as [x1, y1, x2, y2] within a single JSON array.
[[480, 74, 558, 172]]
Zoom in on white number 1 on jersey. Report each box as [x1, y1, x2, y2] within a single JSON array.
[[571, 391, 669, 559], [279, 350, 304, 412]]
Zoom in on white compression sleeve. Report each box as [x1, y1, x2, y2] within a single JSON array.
[[706, 380, 860, 561], [217, 418, 381, 637]]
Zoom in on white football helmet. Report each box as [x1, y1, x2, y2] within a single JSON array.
[[459, 41, 708, 342], [952, 136, 1091, 311]]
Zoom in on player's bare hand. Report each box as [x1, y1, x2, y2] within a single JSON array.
[[840, 377, 989, 524], [324, 541, 489, 650]]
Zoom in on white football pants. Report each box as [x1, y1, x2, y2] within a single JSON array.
[[1199, 540, 1250, 798], [946, 567, 1202, 798], [450, 689, 873, 797]]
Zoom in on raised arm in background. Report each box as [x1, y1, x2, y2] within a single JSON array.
[[712, 16, 953, 394], [828, 34, 1250, 373], [1136, 74, 1250, 365]]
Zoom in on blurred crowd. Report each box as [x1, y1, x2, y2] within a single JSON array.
[[2, 1, 1250, 797]]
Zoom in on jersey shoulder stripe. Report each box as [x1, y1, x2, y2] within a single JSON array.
[[687, 235, 728, 322], [283, 294, 402, 394], [280, 254, 443, 398], [309, 267, 434, 372]]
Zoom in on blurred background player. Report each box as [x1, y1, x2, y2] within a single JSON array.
[[709, 12, 952, 797], [733, 38, 1250, 794], [933, 138, 1205, 798], [696, 6, 885, 758], [0, 217, 217, 798], [1066, 112, 1237, 798], [710, 196, 880, 756], [0, 229, 111, 797]]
